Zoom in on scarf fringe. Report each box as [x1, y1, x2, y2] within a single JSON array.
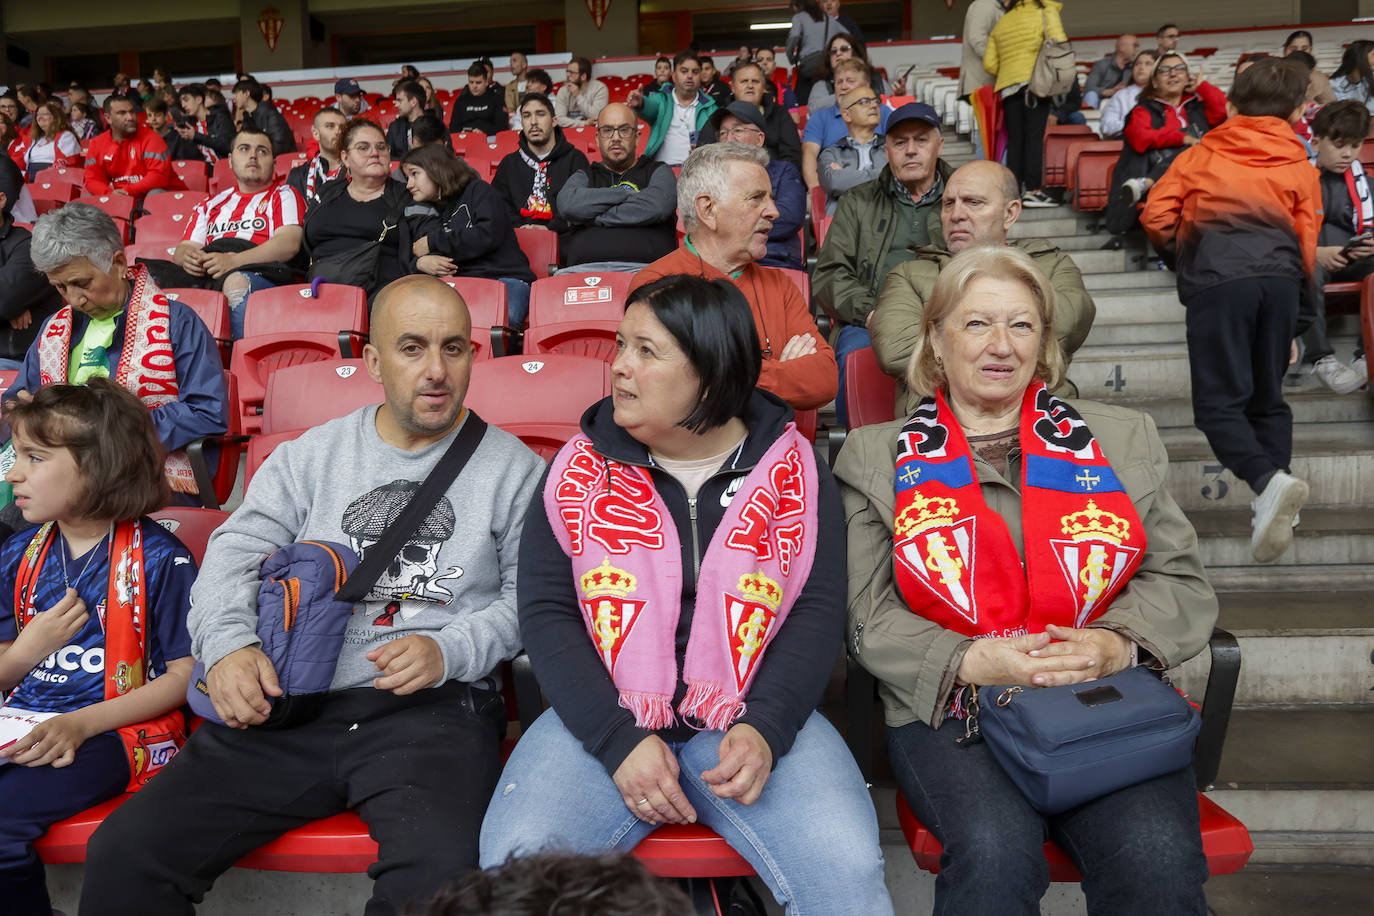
[[681, 679, 746, 732], [619, 690, 676, 730]]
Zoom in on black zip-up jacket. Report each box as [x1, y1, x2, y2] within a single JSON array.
[[518, 389, 846, 775], [193, 105, 235, 158], [490, 130, 589, 234], [241, 101, 296, 154], [420, 177, 535, 282], [0, 216, 62, 360]]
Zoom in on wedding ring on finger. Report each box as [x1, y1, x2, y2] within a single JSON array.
[[636, 798, 651, 808]]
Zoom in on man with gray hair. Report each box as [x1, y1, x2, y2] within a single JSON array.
[[81, 275, 544, 916], [870, 159, 1096, 415], [633, 143, 836, 410], [4, 203, 226, 499]]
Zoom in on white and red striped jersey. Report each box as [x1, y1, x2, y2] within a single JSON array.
[[183, 183, 305, 247]]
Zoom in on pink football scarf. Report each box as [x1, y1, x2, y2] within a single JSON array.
[[544, 425, 818, 731], [892, 380, 1146, 639], [37, 264, 197, 493]]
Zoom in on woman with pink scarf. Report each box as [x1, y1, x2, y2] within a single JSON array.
[[480, 275, 891, 914]]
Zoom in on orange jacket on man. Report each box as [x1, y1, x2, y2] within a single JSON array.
[[634, 245, 838, 410]]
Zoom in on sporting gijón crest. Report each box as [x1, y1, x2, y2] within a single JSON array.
[[723, 580, 780, 691], [896, 517, 978, 627], [579, 557, 645, 676]]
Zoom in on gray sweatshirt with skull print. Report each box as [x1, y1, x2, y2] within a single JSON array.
[[189, 406, 544, 690]]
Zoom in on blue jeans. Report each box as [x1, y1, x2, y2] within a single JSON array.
[[1083, 91, 1103, 109], [833, 324, 872, 428], [887, 719, 1208, 916], [481, 709, 892, 916], [226, 270, 279, 340], [500, 277, 531, 328]]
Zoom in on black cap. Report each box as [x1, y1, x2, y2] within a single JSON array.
[[885, 102, 942, 133], [708, 100, 767, 134]]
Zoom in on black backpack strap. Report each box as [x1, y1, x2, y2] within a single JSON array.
[[335, 412, 488, 603]]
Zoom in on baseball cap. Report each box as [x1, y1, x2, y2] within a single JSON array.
[[708, 100, 767, 135], [334, 78, 362, 96], [885, 102, 942, 133]]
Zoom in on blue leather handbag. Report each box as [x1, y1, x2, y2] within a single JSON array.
[[975, 666, 1201, 814]]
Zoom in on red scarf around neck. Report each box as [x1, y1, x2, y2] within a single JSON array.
[[892, 380, 1146, 639]]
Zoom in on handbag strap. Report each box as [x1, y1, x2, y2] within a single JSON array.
[[335, 412, 488, 603]]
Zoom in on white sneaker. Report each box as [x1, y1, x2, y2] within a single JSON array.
[[1120, 177, 1149, 207], [1353, 355, 1368, 387], [1250, 471, 1309, 563], [1312, 355, 1365, 394], [1021, 189, 1056, 208]]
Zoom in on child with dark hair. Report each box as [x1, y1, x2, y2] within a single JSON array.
[[0, 378, 195, 916], [1295, 100, 1374, 391], [1142, 56, 1320, 564]]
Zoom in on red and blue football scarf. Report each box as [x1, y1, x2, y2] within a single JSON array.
[[892, 380, 1146, 639]]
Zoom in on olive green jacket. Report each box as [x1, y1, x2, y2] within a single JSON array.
[[833, 401, 1218, 729], [813, 159, 956, 327], [869, 238, 1097, 416]]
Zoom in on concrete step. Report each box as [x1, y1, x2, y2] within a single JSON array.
[[1126, 391, 1374, 431], [1082, 269, 1177, 292], [1042, 233, 1148, 253], [1170, 592, 1374, 707], [1206, 563, 1374, 592], [1188, 506, 1374, 569], [1061, 247, 1142, 275], [1207, 707, 1374, 866]]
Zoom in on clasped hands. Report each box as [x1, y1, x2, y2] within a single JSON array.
[[956, 625, 1133, 689], [206, 634, 444, 728], [612, 723, 772, 825]]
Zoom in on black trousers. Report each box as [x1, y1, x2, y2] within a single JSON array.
[[1003, 88, 1051, 194], [79, 682, 506, 916], [1302, 257, 1374, 362], [1184, 276, 1299, 492]]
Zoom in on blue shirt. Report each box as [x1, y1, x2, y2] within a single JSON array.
[[803, 103, 892, 149], [0, 519, 196, 714]]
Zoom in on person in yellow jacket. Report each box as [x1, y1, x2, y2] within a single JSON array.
[[984, 0, 1068, 207]]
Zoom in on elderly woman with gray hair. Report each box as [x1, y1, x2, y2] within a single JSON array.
[[835, 245, 1216, 915], [631, 142, 838, 411], [2, 203, 227, 502]]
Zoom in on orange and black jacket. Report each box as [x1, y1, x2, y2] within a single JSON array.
[[1141, 114, 1320, 306]]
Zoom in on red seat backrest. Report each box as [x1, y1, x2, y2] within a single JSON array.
[[1042, 124, 1096, 189], [465, 355, 613, 457], [440, 276, 509, 359], [149, 507, 231, 565], [142, 191, 208, 217], [514, 227, 560, 279], [241, 283, 368, 339], [133, 211, 193, 244], [1072, 142, 1124, 212], [163, 287, 231, 340], [525, 273, 631, 360], [261, 359, 382, 434], [74, 193, 136, 222], [125, 241, 180, 263], [29, 180, 80, 203], [170, 160, 209, 192], [844, 347, 896, 430]]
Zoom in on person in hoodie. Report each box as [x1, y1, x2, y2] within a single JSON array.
[[480, 274, 892, 916], [1141, 56, 1320, 565], [402, 144, 536, 326], [491, 93, 589, 236], [449, 62, 508, 136]]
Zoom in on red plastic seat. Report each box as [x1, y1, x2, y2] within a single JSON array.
[[845, 346, 896, 430], [524, 272, 632, 360], [229, 283, 369, 434], [0, 369, 19, 399], [1042, 124, 1096, 189], [141, 190, 208, 217], [33, 165, 81, 186], [515, 226, 560, 279], [275, 152, 308, 181], [133, 211, 193, 245], [260, 359, 381, 435], [775, 266, 810, 303], [210, 159, 235, 194], [439, 276, 512, 359], [1069, 141, 1124, 212], [816, 215, 832, 249], [29, 180, 80, 214], [245, 430, 299, 490], [125, 241, 179, 264], [896, 791, 1253, 878], [170, 160, 209, 192], [74, 193, 137, 223], [164, 288, 232, 367], [465, 355, 612, 459], [149, 507, 231, 564], [808, 184, 827, 245]]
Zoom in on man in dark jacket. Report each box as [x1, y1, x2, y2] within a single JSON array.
[[555, 102, 678, 272], [232, 77, 295, 154], [287, 107, 347, 206], [449, 62, 507, 136], [696, 62, 802, 167], [145, 99, 202, 162], [176, 82, 234, 159], [491, 94, 589, 234], [707, 102, 805, 271], [0, 159, 61, 366], [385, 79, 427, 158]]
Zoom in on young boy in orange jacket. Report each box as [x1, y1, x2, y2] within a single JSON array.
[[1141, 57, 1319, 565]]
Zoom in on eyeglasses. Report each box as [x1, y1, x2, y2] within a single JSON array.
[[596, 125, 635, 138], [830, 45, 854, 55], [721, 125, 763, 139], [348, 142, 388, 154], [949, 318, 1041, 339], [846, 95, 879, 109], [1155, 64, 1188, 75]]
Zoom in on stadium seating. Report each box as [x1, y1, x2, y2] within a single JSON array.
[[260, 359, 381, 435], [523, 271, 632, 360], [142, 190, 208, 217], [184, 370, 245, 511], [229, 282, 369, 434], [1042, 124, 1096, 189], [275, 151, 308, 181], [28, 180, 79, 215], [843, 347, 896, 430], [1067, 141, 1124, 212], [439, 276, 514, 359], [132, 211, 193, 245], [164, 288, 232, 368], [464, 354, 613, 458], [148, 506, 231, 564], [75, 193, 136, 223], [125, 241, 179, 263], [514, 226, 560, 279], [33, 165, 81, 186], [169, 159, 210, 191], [210, 159, 235, 193]]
